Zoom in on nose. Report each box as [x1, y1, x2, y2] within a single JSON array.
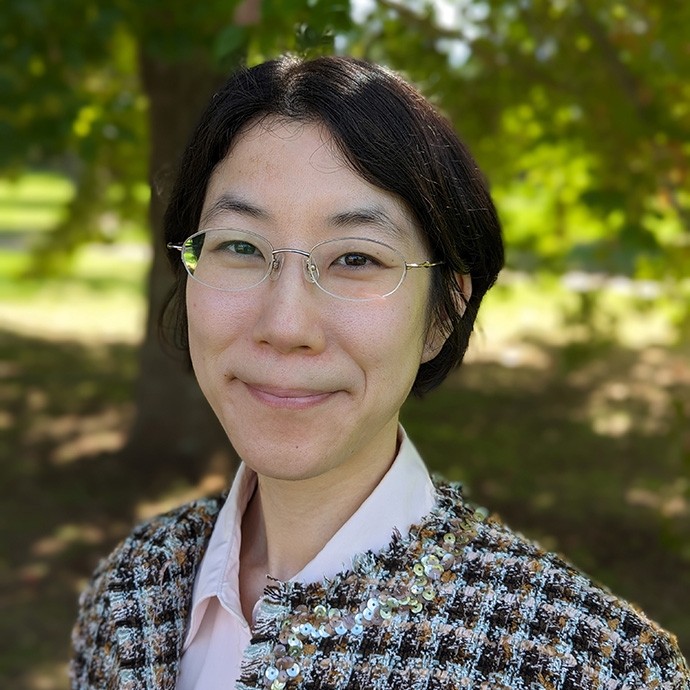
[[252, 252, 327, 355]]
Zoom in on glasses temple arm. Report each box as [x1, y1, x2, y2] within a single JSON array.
[[405, 260, 444, 269]]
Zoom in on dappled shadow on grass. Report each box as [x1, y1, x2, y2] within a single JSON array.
[[1, 327, 689, 687], [0, 329, 136, 687], [0, 328, 234, 688]]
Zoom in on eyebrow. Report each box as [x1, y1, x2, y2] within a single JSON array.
[[200, 194, 270, 227], [327, 207, 406, 240]]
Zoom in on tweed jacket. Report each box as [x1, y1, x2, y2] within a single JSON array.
[[71, 483, 690, 690]]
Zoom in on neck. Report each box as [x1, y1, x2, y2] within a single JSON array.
[[240, 432, 399, 583]]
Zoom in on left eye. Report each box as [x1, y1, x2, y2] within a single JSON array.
[[332, 253, 381, 268]]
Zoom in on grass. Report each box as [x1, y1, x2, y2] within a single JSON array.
[[0, 173, 74, 234], [1, 175, 689, 688], [0, 244, 149, 343], [0, 173, 150, 341]]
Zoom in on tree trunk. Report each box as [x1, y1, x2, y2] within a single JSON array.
[[122, 50, 238, 488]]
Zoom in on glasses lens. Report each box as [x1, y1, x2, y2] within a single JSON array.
[[311, 238, 406, 300], [182, 229, 272, 291]]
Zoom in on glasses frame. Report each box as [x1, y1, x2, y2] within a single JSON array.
[[167, 228, 444, 301]]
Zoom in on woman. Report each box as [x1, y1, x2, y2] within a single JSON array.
[[71, 56, 689, 690]]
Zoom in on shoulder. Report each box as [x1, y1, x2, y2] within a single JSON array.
[[70, 493, 226, 689], [85, 493, 226, 587], [433, 481, 690, 688]]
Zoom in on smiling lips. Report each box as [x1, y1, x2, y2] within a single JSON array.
[[243, 382, 335, 410]]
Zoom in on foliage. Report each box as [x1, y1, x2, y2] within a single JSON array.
[[1, 1, 146, 270], [0, 0, 350, 272], [3, 0, 689, 281], [354, 0, 690, 279]]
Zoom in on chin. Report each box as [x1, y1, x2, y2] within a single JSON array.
[[230, 436, 339, 482]]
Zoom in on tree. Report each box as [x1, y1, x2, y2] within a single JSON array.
[[359, 0, 690, 277]]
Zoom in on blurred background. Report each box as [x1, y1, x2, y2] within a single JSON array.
[[1, 0, 689, 687]]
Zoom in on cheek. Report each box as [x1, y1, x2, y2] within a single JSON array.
[[186, 288, 214, 351], [186, 286, 250, 358], [355, 299, 428, 373]]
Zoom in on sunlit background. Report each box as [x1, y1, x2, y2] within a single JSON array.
[[1, 1, 689, 687]]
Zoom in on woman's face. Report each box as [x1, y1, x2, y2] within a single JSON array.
[[186, 118, 445, 485]]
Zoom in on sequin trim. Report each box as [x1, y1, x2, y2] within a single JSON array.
[[256, 502, 488, 690]]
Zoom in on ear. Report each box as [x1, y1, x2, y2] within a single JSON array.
[[421, 273, 472, 363]]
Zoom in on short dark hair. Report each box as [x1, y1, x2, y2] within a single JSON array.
[[163, 54, 504, 395]]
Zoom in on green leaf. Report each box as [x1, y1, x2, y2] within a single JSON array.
[[214, 25, 247, 64]]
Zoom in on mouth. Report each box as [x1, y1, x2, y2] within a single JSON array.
[[241, 382, 336, 410]]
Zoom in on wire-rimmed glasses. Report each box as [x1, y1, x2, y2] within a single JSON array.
[[167, 228, 443, 301]]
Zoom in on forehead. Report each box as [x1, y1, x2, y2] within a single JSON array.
[[200, 117, 426, 250]]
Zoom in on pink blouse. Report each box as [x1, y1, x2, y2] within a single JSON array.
[[175, 428, 436, 690]]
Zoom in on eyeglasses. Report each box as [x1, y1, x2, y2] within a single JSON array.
[[167, 228, 443, 301]]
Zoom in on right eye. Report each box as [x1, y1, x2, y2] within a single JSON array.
[[215, 240, 264, 258]]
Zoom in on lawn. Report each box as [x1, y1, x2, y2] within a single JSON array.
[[1, 175, 688, 688]]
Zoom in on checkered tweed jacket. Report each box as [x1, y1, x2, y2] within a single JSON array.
[[71, 483, 690, 690]]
